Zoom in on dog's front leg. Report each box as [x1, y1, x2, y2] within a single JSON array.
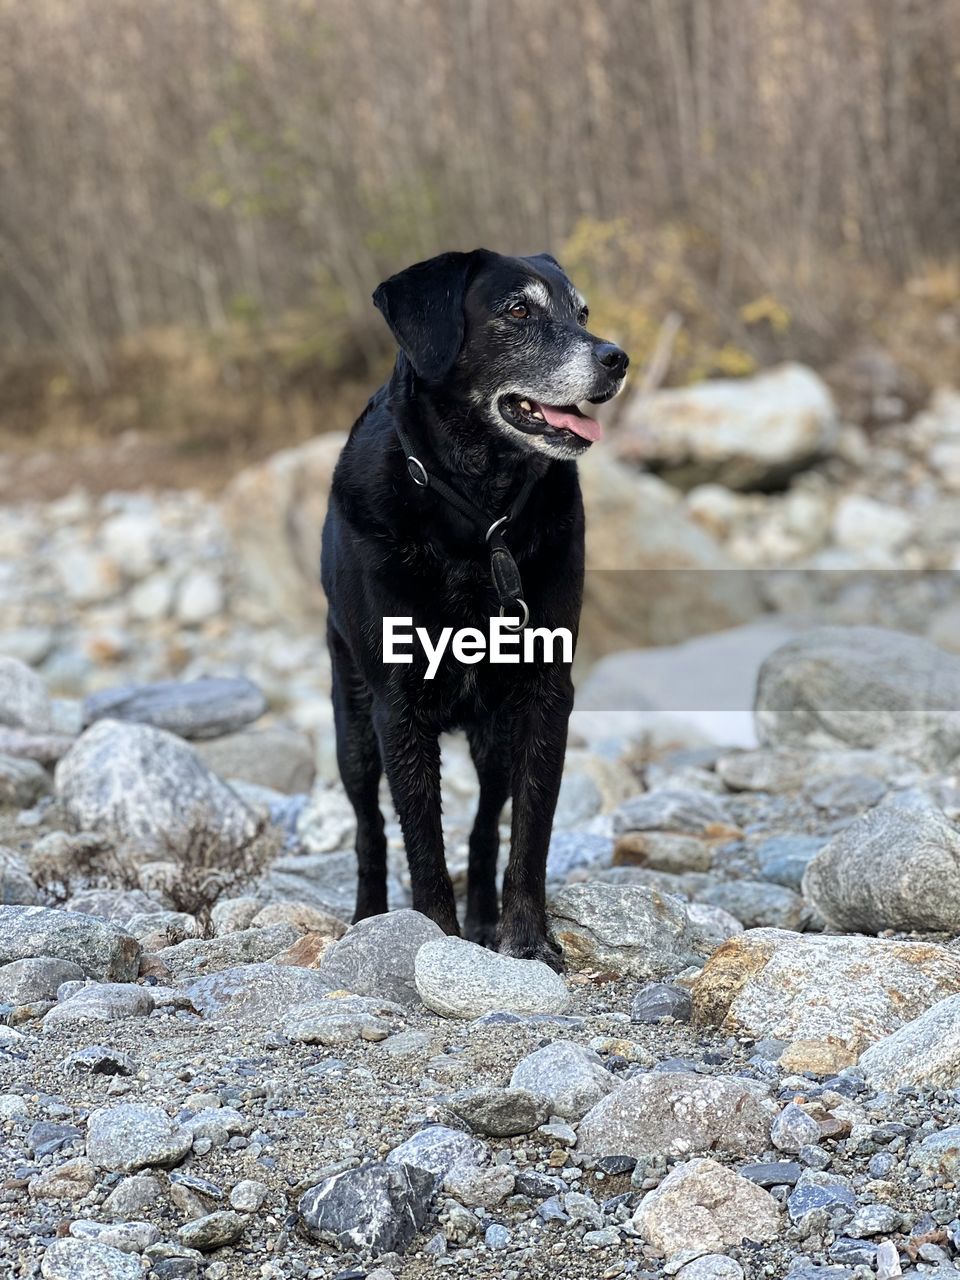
[[373, 704, 459, 936], [498, 669, 574, 971]]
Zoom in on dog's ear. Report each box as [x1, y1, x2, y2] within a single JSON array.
[[526, 252, 564, 274], [373, 251, 478, 381]]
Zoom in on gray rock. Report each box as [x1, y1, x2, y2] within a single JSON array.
[[546, 831, 614, 882], [549, 882, 693, 977], [803, 805, 960, 934], [414, 938, 569, 1019], [911, 1126, 960, 1180], [0, 846, 39, 905], [0, 956, 84, 1004], [61, 1045, 138, 1076], [755, 836, 827, 890], [319, 910, 443, 1006], [805, 773, 886, 814], [483, 1223, 512, 1250], [612, 788, 731, 837], [0, 754, 51, 806], [444, 1086, 549, 1138], [284, 1006, 391, 1046], [0, 906, 140, 980], [54, 720, 262, 860], [787, 1170, 856, 1234], [102, 1175, 164, 1219], [65, 888, 163, 924], [740, 1161, 802, 1187], [847, 1203, 900, 1236], [40, 1238, 144, 1280], [859, 993, 960, 1089], [124, 910, 200, 948], [298, 1161, 435, 1254], [82, 677, 266, 741], [386, 1125, 486, 1180], [86, 1103, 192, 1173], [229, 1179, 268, 1212], [44, 983, 154, 1029], [685, 901, 744, 953], [184, 962, 332, 1024], [696, 879, 810, 931], [155, 925, 299, 984], [68, 1220, 160, 1254], [755, 626, 960, 770], [295, 787, 357, 855], [771, 1103, 822, 1154], [676, 1256, 745, 1280], [576, 1071, 775, 1159], [178, 1212, 244, 1252], [632, 1157, 780, 1256], [509, 1040, 615, 1122], [442, 1164, 514, 1208], [193, 726, 314, 793], [0, 655, 54, 732], [29, 1158, 98, 1202], [631, 982, 692, 1024]]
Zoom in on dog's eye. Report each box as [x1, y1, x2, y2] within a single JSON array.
[[508, 303, 530, 319], [578, 307, 589, 326]]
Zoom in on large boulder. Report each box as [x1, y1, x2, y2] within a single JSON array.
[[693, 929, 960, 1061], [0, 905, 140, 981], [802, 804, 960, 933], [755, 626, 960, 769], [414, 937, 569, 1019], [860, 995, 960, 1090], [548, 883, 693, 977], [55, 719, 262, 859], [614, 363, 837, 490]]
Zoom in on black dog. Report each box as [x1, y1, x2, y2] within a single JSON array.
[[320, 249, 628, 968]]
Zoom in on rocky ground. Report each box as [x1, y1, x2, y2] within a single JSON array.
[[3, 363, 960, 1280]]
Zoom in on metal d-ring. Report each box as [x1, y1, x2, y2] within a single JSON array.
[[485, 515, 509, 542], [406, 456, 429, 487], [499, 598, 529, 630]]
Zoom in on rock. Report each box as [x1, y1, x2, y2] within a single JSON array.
[[755, 626, 960, 770], [250, 902, 344, 934], [444, 1164, 514, 1209], [0, 726, 77, 765], [0, 957, 84, 1003], [103, 1175, 164, 1219], [178, 1212, 243, 1252], [68, 1220, 161, 1254], [40, 1239, 144, 1280], [548, 883, 693, 977], [319, 910, 444, 1006], [577, 453, 762, 661], [66, 888, 163, 924], [771, 1103, 822, 1154], [612, 788, 732, 837], [632, 1157, 780, 1256], [125, 910, 200, 949], [802, 805, 960, 934], [414, 938, 569, 1019], [805, 773, 886, 814], [193, 726, 314, 793], [61, 1045, 138, 1076], [509, 1040, 616, 1122], [0, 846, 39, 905], [298, 1161, 435, 1254], [229, 1180, 268, 1212], [29, 1158, 98, 1202], [184, 962, 332, 1024], [832, 494, 915, 554], [787, 1170, 856, 1234], [613, 830, 715, 874], [210, 897, 261, 935], [155, 924, 299, 983], [0, 906, 140, 980], [911, 1126, 960, 1180], [86, 1103, 193, 1173], [175, 569, 224, 625], [54, 720, 262, 859], [693, 929, 960, 1056], [444, 1086, 549, 1138], [615, 363, 837, 490], [859, 993, 960, 1089], [631, 982, 692, 1024], [696, 879, 810, 931], [740, 1161, 802, 1188], [546, 831, 614, 882], [284, 1006, 390, 1045], [0, 754, 51, 806], [676, 1257, 745, 1280], [386, 1125, 486, 1180], [576, 1072, 775, 1159], [44, 983, 154, 1029], [685, 902, 744, 952], [756, 836, 827, 890], [82, 678, 266, 741], [0, 655, 54, 731], [295, 786, 357, 855]]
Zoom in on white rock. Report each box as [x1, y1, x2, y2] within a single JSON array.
[[176, 568, 224, 625], [414, 937, 569, 1018]]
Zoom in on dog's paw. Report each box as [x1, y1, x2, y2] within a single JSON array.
[[464, 918, 499, 949], [497, 932, 566, 974]]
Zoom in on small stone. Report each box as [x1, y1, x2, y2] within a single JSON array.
[[509, 1039, 615, 1122], [631, 982, 692, 1024], [414, 937, 569, 1019], [40, 1238, 144, 1280], [229, 1180, 268, 1212], [484, 1224, 511, 1250], [444, 1086, 549, 1138], [0, 957, 84, 1004], [771, 1103, 822, 1154], [0, 754, 51, 806], [298, 1161, 435, 1254], [319, 910, 444, 1006], [0, 655, 54, 732], [550, 882, 694, 978], [103, 1175, 164, 1219], [632, 1157, 780, 1256], [787, 1170, 856, 1234], [86, 1103, 193, 1173], [44, 983, 154, 1029], [29, 1158, 98, 1202], [61, 1045, 138, 1076], [386, 1125, 486, 1180], [178, 1212, 244, 1252], [676, 1257, 745, 1280], [175, 569, 225, 625], [739, 1161, 802, 1188], [442, 1164, 514, 1208]]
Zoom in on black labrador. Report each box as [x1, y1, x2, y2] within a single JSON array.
[[320, 249, 628, 968]]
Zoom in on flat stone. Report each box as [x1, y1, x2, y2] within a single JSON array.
[[414, 937, 569, 1019], [103, 1175, 164, 1220], [155, 925, 299, 984], [442, 1164, 515, 1208], [193, 725, 314, 793], [509, 1040, 616, 1122], [40, 1239, 144, 1280], [82, 677, 266, 741], [65, 889, 164, 924], [178, 1212, 244, 1252], [86, 1103, 193, 1173], [755, 836, 827, 890], [443, 1086, 549, 1138], [44, 983, 154, 1029], [631, 982, 693, 1024], [29, 1158, 98, 1202], [676, 1258, 745, 1280], [549, 882, 693, 978], [298, 1161, 435, 1254], [0, 957, 84, 1004], [576, 1071, 775, 1159], [320, 910, 444, 1006], [0, 906, 140, 981], [68, 1220, 160, 1254], [184, 961, 332, 1025], [613, 788, 732, 837], [632, 1157, 780, 1256], [740, 1160, 802, 1188]]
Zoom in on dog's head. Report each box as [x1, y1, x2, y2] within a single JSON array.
[[373, 249, 629, 459]]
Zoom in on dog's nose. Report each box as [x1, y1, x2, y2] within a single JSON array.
[[595, 343, 629, 378]]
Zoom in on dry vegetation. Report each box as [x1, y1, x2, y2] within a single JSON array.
[[1, 0, 958, 456]]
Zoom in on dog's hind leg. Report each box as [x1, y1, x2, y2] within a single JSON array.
[[373, 706, 460, 936], [464, 716, 512, 948], [329, 627, 388, 922]]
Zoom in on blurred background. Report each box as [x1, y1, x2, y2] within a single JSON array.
[[1, 0, 960, 748]]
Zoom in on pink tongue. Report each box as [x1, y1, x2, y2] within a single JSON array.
[[534, 401, 603, 442]]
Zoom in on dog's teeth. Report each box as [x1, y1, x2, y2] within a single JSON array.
[[519, 399, 532, 411], [531, 410, 544, 420]]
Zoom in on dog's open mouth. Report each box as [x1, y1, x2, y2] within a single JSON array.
[[498, 394, 602, 444]]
